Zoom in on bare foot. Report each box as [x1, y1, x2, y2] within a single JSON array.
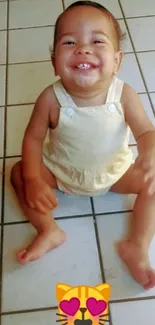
[[116, 239, 155, 290], [16, 228, 66, 264]]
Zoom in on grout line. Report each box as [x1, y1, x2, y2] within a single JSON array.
[[1, 210, 133, 227], [1, 305, 58, 316], [0, 14, 155, 33], [1, 295, 155, 316], [110, 295, 155, 304], [2, 214, 93, 226], [2, 147, 138, 161], [6, 103, 35, 107], [8, 25, 55, 31], [4, 154, 21, 159], [3, 49, 155, 67], [8, 59, 50, 66], [4, 92, 155, 109], [119, 0, 155, 117], [0, 0, 9, 322], [90, 198, 113, 325], [62, 0, 65, 11], [124, 14, 155, 19], [90, 198, 106, 282]]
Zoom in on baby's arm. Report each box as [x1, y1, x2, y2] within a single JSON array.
[[122, 83, 155, 193], [21, 86, 59, 211], [122, 83, 155, 145], [22, 86, 53, 180]]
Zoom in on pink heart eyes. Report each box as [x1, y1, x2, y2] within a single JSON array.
[[86, 297, 107, 316], [60, 297, 107, 317], [60, 298, 80, 316]]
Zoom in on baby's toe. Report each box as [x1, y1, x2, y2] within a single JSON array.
[[16, 249, 29, 264], [143, 269, 155, 290]]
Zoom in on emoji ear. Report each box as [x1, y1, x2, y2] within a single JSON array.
[[95, 283, 111, 302], [56, 283, 72, 302]]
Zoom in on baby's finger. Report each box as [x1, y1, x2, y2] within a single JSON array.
[[35, 200, 48, 214], [148, 181, 155, 196], [47, 191, 58, 207], [39, 195, 54, 210], [27, 200, 35, 209], [144, 170, 154, 183]]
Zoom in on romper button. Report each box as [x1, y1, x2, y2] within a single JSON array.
[[66, 108, 74, 116], [108, 104, 116, 113]]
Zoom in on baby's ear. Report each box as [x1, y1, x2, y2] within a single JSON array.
[[56, 283, 72, 302], [114, 50, 124, 74], [51, 55, 58, 76], [95, 283, 111, 302]]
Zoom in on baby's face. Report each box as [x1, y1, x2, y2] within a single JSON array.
[[53, 6, 122, 91]]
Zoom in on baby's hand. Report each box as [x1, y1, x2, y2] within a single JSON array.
[[134, 149, 155, 195], [24, 176, 58, 214]]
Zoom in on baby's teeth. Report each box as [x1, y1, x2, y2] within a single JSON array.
[[77, 63, 90, 69]]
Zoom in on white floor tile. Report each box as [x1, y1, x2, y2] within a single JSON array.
[[118, 53, 145, 93], [150, 93, 155, 110], [129, 93, 155, 144], [96, 213, 155, 300], [130, 145, 138, 158], [127, 17, 155, 51], [111, 300, 155, 325], [93, 192, 136, 214], [4, 158, 92, 223], [64, 0, 123, 18], [6, 105, 33, 156], [2, 310, 57, 325], [0, 31, 6, 64], [54, 190, 92, 217], [0, 107, 4, 157], [119, 19, 133, 53], [0, 65, 6, 106], [9, 0, 63, 29], [2, 218, 101, 312], [121, 0, 155, 17], [140, 93, 155, 122], [8, 62, 57, 105], [8, 26, 54, 64], [138, 52, 155, 92], [0, 2, 7, 30]]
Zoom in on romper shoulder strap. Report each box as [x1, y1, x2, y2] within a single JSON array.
[[106, 76, 124, 103], [53, 79, 77, 108]]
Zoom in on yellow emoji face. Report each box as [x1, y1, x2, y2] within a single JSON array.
[[56, 283, 110, 325]]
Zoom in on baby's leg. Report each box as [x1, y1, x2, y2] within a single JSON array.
[[11, 161, 66, 264], [110, 165, 155, 289]]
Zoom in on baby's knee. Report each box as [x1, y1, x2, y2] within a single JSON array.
[[10, 161, 22, 189]]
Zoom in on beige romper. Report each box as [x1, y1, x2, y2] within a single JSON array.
[[43, 77, 133, 196]]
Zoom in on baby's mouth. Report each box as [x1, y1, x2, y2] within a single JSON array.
[[73, 63, 99, 70]]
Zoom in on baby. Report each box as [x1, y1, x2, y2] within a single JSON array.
[[11, 1, 155, 290]]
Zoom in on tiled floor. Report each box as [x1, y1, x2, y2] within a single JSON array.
[[1, 0, 155, 324]]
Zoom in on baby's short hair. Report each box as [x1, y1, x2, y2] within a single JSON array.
[[51, 0, 125, 57]]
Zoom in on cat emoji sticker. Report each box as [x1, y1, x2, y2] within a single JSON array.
[[56, 283, 111, 325]]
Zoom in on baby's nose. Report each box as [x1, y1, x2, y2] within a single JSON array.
[[76, 45, 93, 55]]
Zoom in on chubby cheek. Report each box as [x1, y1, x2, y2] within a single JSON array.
[[54, 50, 71, 73]]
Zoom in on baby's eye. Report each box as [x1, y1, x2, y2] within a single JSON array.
[[94, 40, 105, 44], [63, 41, 75, 45]]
